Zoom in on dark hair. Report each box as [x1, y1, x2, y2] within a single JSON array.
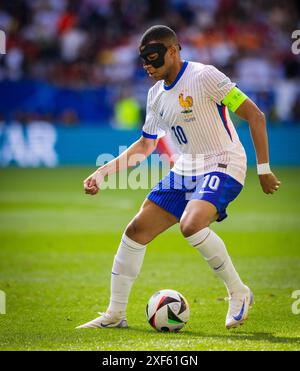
[[140, 25, 178, 47]]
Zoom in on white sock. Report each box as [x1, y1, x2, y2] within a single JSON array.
[[107, 234, 146, 317], [186, 227, 245, 294]]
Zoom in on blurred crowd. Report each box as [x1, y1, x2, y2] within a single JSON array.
[[0, 0, 300, 126]]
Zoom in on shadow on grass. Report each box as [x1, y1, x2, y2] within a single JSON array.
[[126, 327, 300, 345]]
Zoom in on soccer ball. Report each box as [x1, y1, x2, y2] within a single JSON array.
[[146, 289, 190, 332]]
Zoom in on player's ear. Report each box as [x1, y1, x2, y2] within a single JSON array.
[[169, 44, 177, 56]]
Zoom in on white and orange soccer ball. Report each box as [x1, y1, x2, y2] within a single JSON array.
[[146, 289, 190, 332]]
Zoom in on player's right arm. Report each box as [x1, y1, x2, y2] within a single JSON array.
[[84, 136, 158, 195], [84, 86, 163, 195]]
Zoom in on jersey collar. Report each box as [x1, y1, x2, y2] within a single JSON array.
[[163, 61, 189, 91]]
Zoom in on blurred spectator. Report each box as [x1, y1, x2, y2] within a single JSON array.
[[235, 56, 280, 90], [291, 93, 300, 122], [59, 108, 80, 126], [60, 25, 88, 62], [4, 46, 24, 80], [114, 87, 142, 129]]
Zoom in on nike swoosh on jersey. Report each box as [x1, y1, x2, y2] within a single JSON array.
[[233, 300, 245, 321], [198, 190, 214, 194]]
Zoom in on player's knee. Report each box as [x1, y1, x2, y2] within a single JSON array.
[[180, 217, 209, 238], [125, 219, 139, 239], [125, 218, 151, 245]]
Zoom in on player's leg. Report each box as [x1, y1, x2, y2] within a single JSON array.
[[102, 170, 190, 325], [180, 199, 246, 295], [124, 198, 179, 245], [180, 172, 253, 329], [76, 199, 178, 329], [106, 199, 178, 316]]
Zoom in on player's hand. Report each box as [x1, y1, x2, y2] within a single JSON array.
[[259, 173, 281, 194], [83, 170, 104, 196]]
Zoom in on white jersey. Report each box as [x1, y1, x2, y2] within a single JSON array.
[[142, 61, 247, 185]]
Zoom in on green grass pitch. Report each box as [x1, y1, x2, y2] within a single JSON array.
[[0, 167, 300, 351]]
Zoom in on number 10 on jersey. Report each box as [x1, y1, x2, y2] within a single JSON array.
[[171, 125, 188, 145]]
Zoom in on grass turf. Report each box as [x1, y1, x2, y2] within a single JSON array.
[[0, 167, 299, 350]]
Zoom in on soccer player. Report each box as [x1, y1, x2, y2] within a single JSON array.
[[77, 25, 280, 329]]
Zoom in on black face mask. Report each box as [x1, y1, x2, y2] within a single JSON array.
[[139, 43, 168, 68]]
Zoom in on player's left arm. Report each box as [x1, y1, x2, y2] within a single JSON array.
[[222, 88, 281, 194]]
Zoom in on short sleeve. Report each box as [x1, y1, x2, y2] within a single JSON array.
[[142, 89, 165, 139], [202, 65, 236, 105]]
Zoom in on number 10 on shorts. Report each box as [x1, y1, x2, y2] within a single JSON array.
[[201, 174, 220, 192]]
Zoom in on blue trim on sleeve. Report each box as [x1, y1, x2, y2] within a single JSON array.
[[164, 61, 189, 90], [142, 131, 158, 139]]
